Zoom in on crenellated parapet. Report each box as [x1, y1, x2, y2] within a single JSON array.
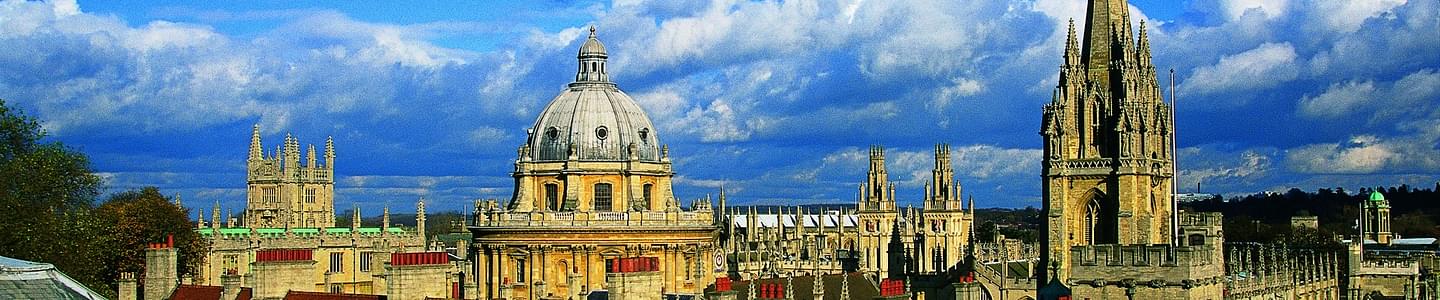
[[1067, 243, 1227, 297], [1069, 244, 1220, 268]]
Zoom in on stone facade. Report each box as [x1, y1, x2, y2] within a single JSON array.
[[724, 144, 976, 282], [195, 206, 425, 294], [252, 249, 317, 300], [385, 252, 454, 300], [245, 125, 335, 229], [193, 128, 427, 296], [469, 27, 719, 300], [604, 257, 663, 300], [1038, 0, 1177, 282]]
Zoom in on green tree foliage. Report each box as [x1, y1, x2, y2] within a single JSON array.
[[0, 99, 107, 290], [0, 100, 201, 297], [95, 187, 207, 291], [1184, 185, 1440, 243]]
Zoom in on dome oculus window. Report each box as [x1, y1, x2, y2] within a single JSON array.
[[545, 127, 559, 140], [638, 128, 649, 143], [595, 126, 609, 140]]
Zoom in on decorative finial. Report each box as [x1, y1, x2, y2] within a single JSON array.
[[589, 25, 597, 37]]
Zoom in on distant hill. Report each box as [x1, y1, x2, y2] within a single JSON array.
[[1182, 184, 1440, 242]]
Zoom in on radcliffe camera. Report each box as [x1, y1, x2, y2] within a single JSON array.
[[1, 1, 1437, 300]]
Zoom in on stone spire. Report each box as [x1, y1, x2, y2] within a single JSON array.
[[196, 210, 205, 228], [1080, 0, 1133, 85], [307, 144, 317, 168], [1064, 19, 1080, 68], [324, 136, 335, 168], [249, 124, 262, 161], [417, 198, 427, 243], [1136, 20, 1153, 67], [1040, 0, 1174, 286], [382, 206, 391, 231], [351, 205, 361, 231], [212, 201, 221, 230]]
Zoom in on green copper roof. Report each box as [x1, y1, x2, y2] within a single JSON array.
[[1370, 191, 1386, 201]]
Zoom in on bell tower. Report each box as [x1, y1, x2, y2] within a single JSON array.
[[1038, 0, 1175, 284]]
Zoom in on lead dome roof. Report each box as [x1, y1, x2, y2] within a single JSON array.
[[526, 27, 661, 162]]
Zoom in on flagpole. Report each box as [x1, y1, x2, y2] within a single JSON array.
[[1171, 68, 1180, 246]]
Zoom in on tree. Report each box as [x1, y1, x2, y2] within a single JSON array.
[[0, 99, 106, 291], [95, 187, 207, 288]]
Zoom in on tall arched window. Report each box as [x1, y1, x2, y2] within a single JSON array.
[[643, 183, 653, 210], [594, 183, 612, 211], [1084, 200, 1100, 244], [545, 183, 559, 211]]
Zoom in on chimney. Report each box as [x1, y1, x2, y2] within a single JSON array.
[[118, 272, 138, 300], [221, 271, 242, 300]]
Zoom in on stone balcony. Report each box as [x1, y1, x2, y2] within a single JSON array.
[[472, 210, 715, 228]]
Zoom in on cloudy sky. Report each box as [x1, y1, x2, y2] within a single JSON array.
[[2, 0, 1437, 214]]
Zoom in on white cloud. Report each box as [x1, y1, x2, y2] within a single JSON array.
[[950, 145, 1042, 180], [1287, 135, 1396, 174], [1286, 132, 1440, 174], [1313, 0, 1407, 32], [1297, 80, 1376, 119], [1182, 42, 1299, 98], [1179, 147, 1273, 190], [1219, 0, 1290, 21], [1297, 69, 1440, 124], [671, 99, 751, 143], [931, 77, 984, 112], [466, 127, 510, 144]]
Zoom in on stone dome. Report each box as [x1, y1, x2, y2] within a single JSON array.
[[525, 27, 662, 162]]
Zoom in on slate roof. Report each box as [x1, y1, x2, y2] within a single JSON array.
[[168, 284, 252, 300], [0, 256, 106, 300]]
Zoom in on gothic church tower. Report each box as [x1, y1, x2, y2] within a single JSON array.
[[245, 125, 337, 228], [856, 146, 898, 276], [920, 143, 972, 273], [1039, 0, 1175, 283]]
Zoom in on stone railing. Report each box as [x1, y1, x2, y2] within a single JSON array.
[[474, 210, 715, 228]]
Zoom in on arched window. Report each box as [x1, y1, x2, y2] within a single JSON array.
[[545, 183, 559, 211], [1084, 200, 1100, 244], [594, 183, 612, 211], [643, 183, 653, 210]]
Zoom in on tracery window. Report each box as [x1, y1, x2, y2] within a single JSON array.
[[1084, 200, 1100, 244]]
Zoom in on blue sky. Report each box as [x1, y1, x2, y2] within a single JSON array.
[[2, 0, 1437, 214]]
